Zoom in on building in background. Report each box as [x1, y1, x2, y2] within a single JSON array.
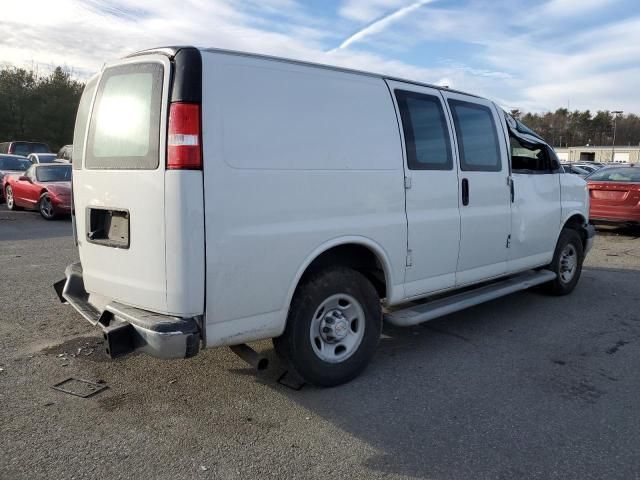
[[554, 146, 640, 164]]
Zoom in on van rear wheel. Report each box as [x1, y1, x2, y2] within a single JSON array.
[[273, 267, 382, 387]]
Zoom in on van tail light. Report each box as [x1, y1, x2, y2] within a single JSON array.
[[167, 102, 202, 170]]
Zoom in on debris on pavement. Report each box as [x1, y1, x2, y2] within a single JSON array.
[[51, 377, 109, 398]]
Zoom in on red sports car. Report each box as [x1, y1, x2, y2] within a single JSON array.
[[4, 163, 72, 219], [587, 165, 640, 225]]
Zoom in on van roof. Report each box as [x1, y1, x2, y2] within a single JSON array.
[[127, 46, 482, 100]]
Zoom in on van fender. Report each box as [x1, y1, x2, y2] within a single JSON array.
[[556, 210, 590, 249], [561, 210, 587, 229], [278, 236, 399, 336]]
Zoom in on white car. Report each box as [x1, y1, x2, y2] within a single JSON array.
[[27, 153, 58, 164], [57, 47, 595, 387]]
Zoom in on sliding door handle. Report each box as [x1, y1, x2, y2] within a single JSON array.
[[461, 178, 469, 206]]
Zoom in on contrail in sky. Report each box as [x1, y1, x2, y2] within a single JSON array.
[[329, 0, 437, 52]]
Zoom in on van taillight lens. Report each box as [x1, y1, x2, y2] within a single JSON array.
[[167, 102, 201, 170]]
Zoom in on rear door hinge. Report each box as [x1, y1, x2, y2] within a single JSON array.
[[506, 234, 511, 248], [404, 176, 412, 189], [406, 249, 413, 267]]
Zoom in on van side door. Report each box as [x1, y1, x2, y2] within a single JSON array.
[[386, 81, 461, 297], [501, 114, 561, 271], [441, 92, 512, 286]]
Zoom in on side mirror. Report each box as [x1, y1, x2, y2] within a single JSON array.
[[550, 158, 560, 171], [19, 175, 31, 182]]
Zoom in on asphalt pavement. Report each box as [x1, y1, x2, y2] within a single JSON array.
[[1, 206, 639, 480]]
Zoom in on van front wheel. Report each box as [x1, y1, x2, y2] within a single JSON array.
[[273, 267, 382, 387], [541, 228, 584, 295]]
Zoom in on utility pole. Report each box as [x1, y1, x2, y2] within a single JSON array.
[[611, 110, 623, 162]]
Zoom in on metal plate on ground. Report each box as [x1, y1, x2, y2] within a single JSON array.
[[51, 377, 108, 398], [277, 370, 306, 391]]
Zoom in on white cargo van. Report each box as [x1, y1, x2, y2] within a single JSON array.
[[57, 47, 595, 386]]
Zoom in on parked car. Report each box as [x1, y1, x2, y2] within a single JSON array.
[[572, 163, 600, 174], [57, 145, 73, 162], [587, 165, 640, 225], [0, 141, 50, 156], [27, 153, 58, 164], [4, 163, 71, 219], [57, 47, 594, 387], [0, 154, 32, 203], [562, 163, 591, 177]]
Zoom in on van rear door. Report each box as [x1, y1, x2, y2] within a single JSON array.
[[73, 53, 205, 317]]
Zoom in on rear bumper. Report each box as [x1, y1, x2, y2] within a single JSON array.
[[55, 262, 201, 360], [590, 206, 640, 224]]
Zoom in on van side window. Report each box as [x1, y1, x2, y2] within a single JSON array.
[[510, 136, 552, 174], [395, 90, 452, 170], [448, 99, 501, 172]]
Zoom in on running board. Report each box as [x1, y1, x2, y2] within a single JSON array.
[[384, 269, 556, 327]]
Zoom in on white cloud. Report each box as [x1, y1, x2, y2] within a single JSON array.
[[0, 0, 638, 113], [331, 0, 436, 51], [338, 0, 410, 22], [541, 0, 618, 16]]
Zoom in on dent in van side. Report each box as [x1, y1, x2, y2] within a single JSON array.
[[560, 173, 590, 229]]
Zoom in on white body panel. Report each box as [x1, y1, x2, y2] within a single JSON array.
[[507, 173, 560, 271], [73, 55, 205, 317], [200, 52, 407, 345], [74, 55, 172, 313], [385, 80, 461, 297], [441, 91, 512, 286], [560, 173, 590, 226]]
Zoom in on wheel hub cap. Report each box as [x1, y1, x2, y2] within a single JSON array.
[[559, 244, 577, 283], [310, 293, 366, 364], [320, 310, 349, 342]]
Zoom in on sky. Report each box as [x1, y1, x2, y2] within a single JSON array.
[[1, 0, 639, 113]]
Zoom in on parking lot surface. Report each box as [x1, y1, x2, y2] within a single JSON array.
[[1, 207, 639, 480]]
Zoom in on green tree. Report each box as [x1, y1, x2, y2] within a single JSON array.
[[0, 65, 84, 152]]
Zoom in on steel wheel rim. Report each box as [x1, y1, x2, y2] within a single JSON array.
[[6, 187, 13, 208], [41, 196, 54, 218], [309, 293, 366, 363], [559, 244, 577, 283]]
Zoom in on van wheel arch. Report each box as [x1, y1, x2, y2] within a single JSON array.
[[560, 214, 589, 249], [291, 243, 390, 303]]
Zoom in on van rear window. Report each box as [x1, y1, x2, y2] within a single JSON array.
[[86, 63, 163, 170]]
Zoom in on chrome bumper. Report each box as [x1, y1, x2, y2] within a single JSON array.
[[54, 262, 201, 360]]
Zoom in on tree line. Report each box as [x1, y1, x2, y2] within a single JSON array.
[[1, 64, 640, 152], [0, 65, 84, 152], [511, 108, 640, 149]]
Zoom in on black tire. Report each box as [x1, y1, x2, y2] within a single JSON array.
[[5, 185, 19, 210], [541, 229, 584, 295], [39, 192, 56, 220], [273, 267, 382, 387]]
